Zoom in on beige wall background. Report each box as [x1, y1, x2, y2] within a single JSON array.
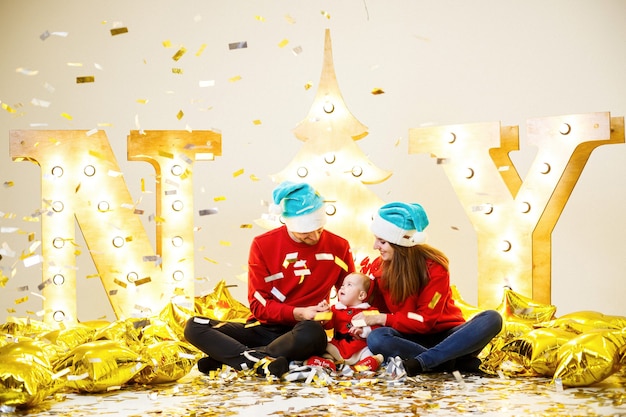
[[1, 0, 625, 322]]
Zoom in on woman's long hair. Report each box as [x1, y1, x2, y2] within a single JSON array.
[[380, 243, 449, 305]]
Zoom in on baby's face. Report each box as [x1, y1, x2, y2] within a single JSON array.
[[338, 274, 366, 306]]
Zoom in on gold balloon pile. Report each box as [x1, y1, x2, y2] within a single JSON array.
[[453, 287, 626, 387], [2, 280, 625, 409], [0, 280, 248, 410]]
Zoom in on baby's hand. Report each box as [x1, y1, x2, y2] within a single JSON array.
[[317, 300, 330, 311], [349, 326, 364, 339]]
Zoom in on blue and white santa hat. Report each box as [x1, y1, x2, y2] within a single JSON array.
[[370, 202, 429, 247], [270, 181, 327, 233]]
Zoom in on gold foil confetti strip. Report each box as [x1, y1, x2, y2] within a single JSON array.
[[3, 181, 14, 187], [203, 257, 218, 264], [252, 119, 262, 125], [158, 150, 174, 159], [428, 291, 442, 309], [134, 277, 152, 286], [304, 82, 313, 90], [219, 241, 231, 247], [249, 174, 260, 181], [2, 102, 16, 113], [113, 278, 127, 288], [278, 39, 289, 48], [176, 110, 184, 120], [110, 27, 128, 36], [162, 40, 172, 47], [254, 15, 265, 22], [240, 224, 253, 229], [136, 99, 148, 104], [195, 44, 207, 56], [334, 256, 349, 271], [363, 310, 381, 316], [229, 75, 242, 83], [88, 149, 102, 159], [314, 311, 333, 321], [233, 168, 244, 177], [285, 14, 296, 24], [15, 296, 28, 304], [61, 112, 73, 120], [172, 47, 187, 61], [172, 68, 183, 74], [371, 87, 385, 95], [321, 10, 331, 19], [213, 196, 226, 202]]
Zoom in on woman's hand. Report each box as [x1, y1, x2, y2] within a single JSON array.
[[352, 311, 387, 327]]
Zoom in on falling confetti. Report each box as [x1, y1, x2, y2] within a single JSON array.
[[76, 76, 95, 83], [228, 41, 248, 50], [110, 27, 128, 36], [16, 67, 38, 76], [172, 47, 187, 61], [195, 44, 207, 56]]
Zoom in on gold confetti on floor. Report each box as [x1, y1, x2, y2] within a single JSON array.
[[17, 366, 625, 416]]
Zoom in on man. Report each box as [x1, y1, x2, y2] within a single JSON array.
[[184, 181, 355, 378]]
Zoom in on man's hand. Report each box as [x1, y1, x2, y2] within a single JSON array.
[[294, 302, 330, 321]]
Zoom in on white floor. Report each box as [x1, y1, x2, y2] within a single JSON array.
[[9, 365, 626, 417]]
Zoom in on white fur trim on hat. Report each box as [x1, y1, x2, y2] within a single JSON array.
[[282, 205, 327, 233], [370, 211, 427, 247]]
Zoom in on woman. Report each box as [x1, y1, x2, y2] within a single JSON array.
[[354, 202, 502, 376]]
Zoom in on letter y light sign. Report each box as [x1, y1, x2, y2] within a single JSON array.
[[409, 112, 624, 308]]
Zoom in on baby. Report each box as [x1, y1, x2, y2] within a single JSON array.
[[307, 272, 383, 372]]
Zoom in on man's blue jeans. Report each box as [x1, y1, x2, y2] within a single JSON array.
[[367, 310, 502, 371]]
